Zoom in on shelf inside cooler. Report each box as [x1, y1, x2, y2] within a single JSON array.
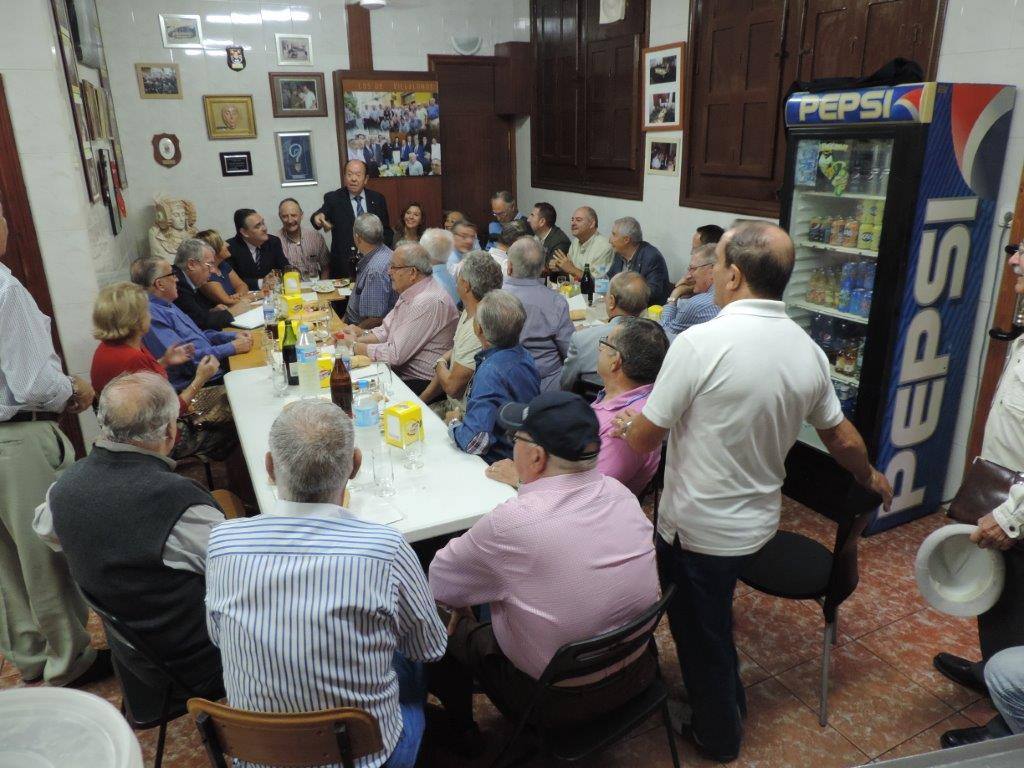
[[790, 300, 869, 324], [829, 366, 859, 386], [796, 240, 878, 259], [795, 189, 887, 201]]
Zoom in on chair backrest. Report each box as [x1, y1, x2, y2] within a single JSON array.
[[539, 584, 675, 687], [823, 510, 874, 620], [81, 588, 198, 697], [573, 377, 604, 404], [211, 489, 246, 519], [187, 698, 383, 768]]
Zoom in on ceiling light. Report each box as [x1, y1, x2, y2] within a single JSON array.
[[360, 0, 387, 8]]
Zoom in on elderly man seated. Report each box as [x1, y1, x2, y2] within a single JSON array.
[[492, 318, 668, 496], [445, 290, 540, 464], [344, 243, 458, 395], [206, 400, 447, 768], [660, 243, 720, 339], [421, 227, 459, 305], [171, 238, 239, 330], [345, 213, 396, 330], [429, 391, 660, 736], [34, 372, 226, 697], [606, 217, 671, 306], [420, 251, 505, 412], [560, 271, 649, 391], [131, 255, 252, 392], [503, 237, 574, 392]]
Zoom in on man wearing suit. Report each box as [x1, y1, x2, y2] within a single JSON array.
[[311, 160, 392, 280], [172, 238, 239, 330], [527, 202, 571, 264], [226, 208, 291, 290]]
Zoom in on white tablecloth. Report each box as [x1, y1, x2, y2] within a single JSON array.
[[223, 363, 516, 543]]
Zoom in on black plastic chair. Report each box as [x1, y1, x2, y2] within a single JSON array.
[[739, 509, 873, 726], [572, 377, 604, 404], [82, 589, 204, 768], [639, 442, 669, 537], [490, 585, 679, 768]]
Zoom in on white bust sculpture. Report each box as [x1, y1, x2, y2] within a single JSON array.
[[148, 195, 197, 259]]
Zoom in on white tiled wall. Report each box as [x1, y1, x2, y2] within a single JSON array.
[[94, 0, 528, 261], [516, 0, 1024, 498]]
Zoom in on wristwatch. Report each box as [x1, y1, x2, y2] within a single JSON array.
[[435, 357, 447, 370]]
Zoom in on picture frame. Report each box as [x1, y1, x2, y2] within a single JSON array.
[[159, 13, 203, 49], [220, 151, 253, 177], [135, 63, 182, 99], [338, 73, 442, 178], [643, 42, 684, 131], [645, 133, 681, 177], [275, 33, 312, 66], [269, 72, 327, 118], [202, 95, 257, 140], [275, 131, 317, 186]]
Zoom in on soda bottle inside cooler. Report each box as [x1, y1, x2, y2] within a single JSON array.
[[843, 218, 860, 248], [808, 217, 821, 242], [829, 217, 844, 245]]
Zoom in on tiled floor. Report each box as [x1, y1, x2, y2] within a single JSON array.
[[0, 496, 992, 767]]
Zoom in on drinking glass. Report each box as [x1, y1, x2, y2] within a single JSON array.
[[270, 353, 288, 397], [373, 447, 397, 497], [262, 335, 277, 379], [402, 440, 424, 470], [378, 363, 394, 404]]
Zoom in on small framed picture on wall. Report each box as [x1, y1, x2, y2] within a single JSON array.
[[269, 72, 327, 118], [643, 42, 684, 131], [220, 151, 253, 177], [645, 133, 681, 176], [135, 63, 182, 99], [159, 13, 203, 48], [275, 131, 317, 186], [276, 33, 313, 66], [202, 95, 257, 139]]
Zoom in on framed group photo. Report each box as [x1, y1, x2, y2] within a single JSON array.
[[645, 133, 680, 176], [202, 94, 257, 139], [275, 131, 317, 186], [269, 72, 327, 118], [135, 63, 181, 99], [159, 13, 203, 48], [276, 33, 312, 65], [643, 42, 684, 131]]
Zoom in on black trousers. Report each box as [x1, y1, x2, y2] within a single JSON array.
[[656, 535, 752, 757]]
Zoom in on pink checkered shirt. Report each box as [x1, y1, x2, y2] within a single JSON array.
[[367, 276, 458, 381], [277, 226, 329, 277]]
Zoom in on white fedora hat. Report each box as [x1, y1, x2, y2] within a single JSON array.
[[915, 524, 1006, 617]]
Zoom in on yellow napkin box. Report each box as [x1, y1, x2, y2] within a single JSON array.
[[384, 401, 424, 448], [283, 293, 305, 318], [282, 270, 302, 296], [317, 354, 333, 389]]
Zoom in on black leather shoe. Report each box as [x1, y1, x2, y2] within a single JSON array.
[[674, 720, 739, 763], [940, 724, 1002, 749], [933, 653, 987, 694]]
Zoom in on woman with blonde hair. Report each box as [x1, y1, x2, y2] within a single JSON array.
[[196, 228, 254, 306], [89, 281, 236, 460]]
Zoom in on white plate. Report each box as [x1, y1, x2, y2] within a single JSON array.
[[311, 281, 336, 294]]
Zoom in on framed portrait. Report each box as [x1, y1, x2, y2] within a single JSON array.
[[338, 74, 441, 178], [643, 42, 684, 131], [275, 131, 317, 186], [645, 133, 681, 177], [202, 95, 257, 140], [136, 63, 181, 99], [269, 72, 327, 118], [159, 13, 203, 49], [275, 33, 312, 66], [220, 151, 253, 177]]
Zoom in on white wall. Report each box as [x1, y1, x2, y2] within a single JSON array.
[[95, 0, 528, 260], [516, 0, 1024, 498], [0, 0, 135, 446]]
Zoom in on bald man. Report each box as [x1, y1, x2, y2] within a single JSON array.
[[550, 206, 614, 279], [311, 160, 392, 279], [613, 221, 892, 762]]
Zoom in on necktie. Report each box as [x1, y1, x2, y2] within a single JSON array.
[[254, 246, 262, 269], [355, 195, 365, 216]]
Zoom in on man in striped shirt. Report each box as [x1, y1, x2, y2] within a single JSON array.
[[277, 198, 330, 279], [206, 400, 447, 768], [660, 243, 720, 340]]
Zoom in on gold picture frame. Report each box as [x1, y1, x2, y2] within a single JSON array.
[[202, 94, 257, 140], [135, 63, 182, 99]]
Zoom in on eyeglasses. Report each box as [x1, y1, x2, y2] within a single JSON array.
[[152, 272, 176, 286], [511, 432, 540, 447], [598, 336, 620, 355], [686, 262, 715, 273], [388, 263, 415, 273]]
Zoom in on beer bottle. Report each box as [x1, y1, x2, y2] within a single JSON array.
[[330, 349, 353, 416], [281, 320, 299, 386], [580, 263, 595, 306]]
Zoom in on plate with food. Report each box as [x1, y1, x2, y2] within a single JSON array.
[[311, 280, 336, 294]]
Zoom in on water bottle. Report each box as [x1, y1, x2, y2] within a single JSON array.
[[296, 324, 320, 396], [262, 296, 276, 328]]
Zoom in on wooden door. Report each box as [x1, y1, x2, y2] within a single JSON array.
[[0, 75, 85, 455], [429, 55, 517, 231]]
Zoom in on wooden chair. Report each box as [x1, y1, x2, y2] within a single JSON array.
[[211, 489, 246, 519], [187, 698, 383, 768]]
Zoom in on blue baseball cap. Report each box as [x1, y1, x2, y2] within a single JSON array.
[[497, 391, 600, 461]]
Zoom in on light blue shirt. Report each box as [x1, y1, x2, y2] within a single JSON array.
[[432, 264, 459, 306], [660, 289, 720, 340], [503, 276, 575, 392], [143, 295, 236, 391], [205, 500, 447, 768]]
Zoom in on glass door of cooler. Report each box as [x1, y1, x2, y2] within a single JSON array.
[[783, 135, 894, 452]]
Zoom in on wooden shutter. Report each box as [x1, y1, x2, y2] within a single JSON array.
[[535, 0, 580, 174]]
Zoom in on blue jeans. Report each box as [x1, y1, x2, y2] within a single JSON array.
[[984, 646, 1024, 735], [384, 653, 427, 768]]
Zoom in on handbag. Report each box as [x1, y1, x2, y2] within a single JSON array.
[[947, 456, 1024, 525], [185, 385, 233, 428]]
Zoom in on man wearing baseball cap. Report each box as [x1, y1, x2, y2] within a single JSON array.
[[428, 390, 660, 738]]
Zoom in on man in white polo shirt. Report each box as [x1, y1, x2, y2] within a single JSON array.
[[615, 220, 892, 762]]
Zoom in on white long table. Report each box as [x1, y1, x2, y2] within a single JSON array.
[[223, 363, 517, 543]]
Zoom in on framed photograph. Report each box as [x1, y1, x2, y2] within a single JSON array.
[[275, 131, 316, 186], [269, 72, 327, 118], [220, 151, 253, 177], [135, 63, 181, 99], [338, 74, 441, 178], [643, 42, 684, 131], [159, 13, 203, 49], [645, 133, 680, 176], [202, 95, 257, 140], [276, 33, 312, 66]]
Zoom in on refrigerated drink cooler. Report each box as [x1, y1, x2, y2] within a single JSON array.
[[779, 82, 1015, 534]]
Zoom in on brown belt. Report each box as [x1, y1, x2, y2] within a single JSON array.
[[6, 411, 60, 424]]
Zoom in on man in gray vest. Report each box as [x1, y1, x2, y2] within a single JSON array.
[[34, 371, 225, 694]]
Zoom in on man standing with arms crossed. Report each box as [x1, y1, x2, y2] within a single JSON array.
[[0, 200, 109, 687], [616, 220, 892, 761]]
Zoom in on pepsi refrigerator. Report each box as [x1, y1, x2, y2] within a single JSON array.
[[779, 82, 1015, 534]]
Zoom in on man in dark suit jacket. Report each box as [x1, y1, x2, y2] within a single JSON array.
[[527, 201, 571, 263], [227, 208, 292, 290], [172, 238, 237, 330], [310, 160, 392, 279]]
